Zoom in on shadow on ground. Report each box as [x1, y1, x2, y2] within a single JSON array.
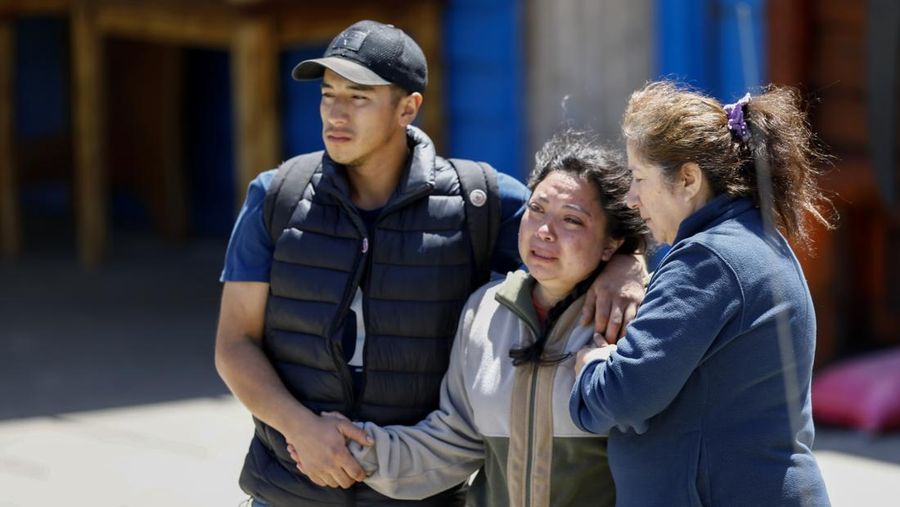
[[0, 233, 231, 420]]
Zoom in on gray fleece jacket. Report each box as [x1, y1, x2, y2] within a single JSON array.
[[350, 270, 615, 507]]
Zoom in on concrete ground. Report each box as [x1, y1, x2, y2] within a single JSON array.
[[2, 234, 898, 506]]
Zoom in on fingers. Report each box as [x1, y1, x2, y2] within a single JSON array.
[[322, 410, 351, 423], [592, 290, 612, 337], [603, 300, 624, 343], [292, 451, 361, 488], [335, 448, 368, 482], [580, 289, 597, 326], [338, 421, 374, 448], [329, 468, 358, 489]]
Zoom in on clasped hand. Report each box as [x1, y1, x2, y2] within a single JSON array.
[[285, 411, 372, 489], [575, 336, 618, 377]]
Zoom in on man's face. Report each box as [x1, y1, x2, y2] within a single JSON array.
[[320, 69, 404, 167]]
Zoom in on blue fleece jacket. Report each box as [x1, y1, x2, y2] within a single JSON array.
[[569, 195, 830, 506]]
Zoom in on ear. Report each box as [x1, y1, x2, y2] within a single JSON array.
[[398, 92, 423, 127], [678, 162, 705, 201], [600, 237, 624, 261]]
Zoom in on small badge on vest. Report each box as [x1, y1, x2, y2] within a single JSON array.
[[469, 189, 487, 208]]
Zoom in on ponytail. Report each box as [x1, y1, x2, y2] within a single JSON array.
[[743, 86, 835, 247]]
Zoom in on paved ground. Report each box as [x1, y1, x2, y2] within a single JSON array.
[[2, 235, 898, 506]]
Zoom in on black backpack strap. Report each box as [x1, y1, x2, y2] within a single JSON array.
[[263, 151, 324, 244], [449, 158, 501, 286]]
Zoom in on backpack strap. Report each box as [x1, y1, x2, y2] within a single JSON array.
[[263, 151, 324, 244], [449, 158, 501, 286]]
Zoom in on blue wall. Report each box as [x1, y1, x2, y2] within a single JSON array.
[[442, 0, 525, 180], [656, 0, 766, 102]]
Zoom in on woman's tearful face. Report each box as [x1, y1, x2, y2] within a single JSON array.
[[519, 171, 619, 303]]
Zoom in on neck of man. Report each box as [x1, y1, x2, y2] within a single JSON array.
[[347, 130, 410, 210]]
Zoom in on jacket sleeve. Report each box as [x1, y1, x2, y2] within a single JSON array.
[[569, 243, 743, 434], [349, 295, 486, 500]]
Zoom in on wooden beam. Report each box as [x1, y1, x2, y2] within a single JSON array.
[[0, 0, 70, 17], [0, 21, 21, 259], [232, 15, 280, 207], [94, 2, 235, 47], [71, 2, 107, 267]]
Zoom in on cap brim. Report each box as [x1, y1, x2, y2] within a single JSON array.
[[291, 57, 391, 86]]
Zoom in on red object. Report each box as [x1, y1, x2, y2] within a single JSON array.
[[812, 347, 900, 433]]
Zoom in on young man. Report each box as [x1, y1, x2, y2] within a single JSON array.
[[215, 20, 645, 506]]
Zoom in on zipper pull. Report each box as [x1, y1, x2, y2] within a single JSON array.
[[361, 237, 369, 254]]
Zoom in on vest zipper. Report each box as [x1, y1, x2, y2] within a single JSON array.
[[351, 188, 429, 418], [352, 231, 375, 418], [328, 199, 368, 418], [524, 361, 539, 507]]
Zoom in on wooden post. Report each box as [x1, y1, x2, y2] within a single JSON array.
[[232, 15, 279, 208], [0, 20, 21, 259], [72, 2, 107, 266]]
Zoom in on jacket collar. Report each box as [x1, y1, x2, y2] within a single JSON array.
[[672, 195, 755, 245], [494, 270, 587, 348]]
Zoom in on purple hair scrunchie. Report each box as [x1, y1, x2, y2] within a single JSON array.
[[724, 93, 752, 143]]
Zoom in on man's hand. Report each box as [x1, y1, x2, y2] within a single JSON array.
[[581, 253, 647, 343], [575, 342, 617, 377], [284, 411, 372, 489]]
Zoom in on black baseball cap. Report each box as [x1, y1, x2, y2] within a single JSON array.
[[292, 20, 427, 93]]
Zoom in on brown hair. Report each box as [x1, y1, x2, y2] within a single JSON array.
[[622, 81, 834, 249]]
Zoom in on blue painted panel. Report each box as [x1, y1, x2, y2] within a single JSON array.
[[444, 6, 521, 66], [656, 0, 712, 87], [14, 17, 69, 139], [715, 0, 766, 101], [655, 0, 766, 100], [280, 46, 328, 159], [445, 68, 519, 118], [444, 0, 525, 181], [450, 117, 522, 176]]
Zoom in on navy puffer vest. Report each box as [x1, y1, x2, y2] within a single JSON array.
[[240, 128, 473, 506]]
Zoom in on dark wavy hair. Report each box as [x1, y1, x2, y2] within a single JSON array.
[[510, 130, 648, 366]]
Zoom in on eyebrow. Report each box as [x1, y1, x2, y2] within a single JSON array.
[[531, 194, 593, 217], [321, 81, 375, 92]]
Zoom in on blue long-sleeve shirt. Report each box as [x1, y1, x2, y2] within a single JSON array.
[[569, 195, 830, 507]]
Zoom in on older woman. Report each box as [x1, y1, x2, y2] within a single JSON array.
[[292, 131, 647, 506], [570, 82, 832, 506]]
